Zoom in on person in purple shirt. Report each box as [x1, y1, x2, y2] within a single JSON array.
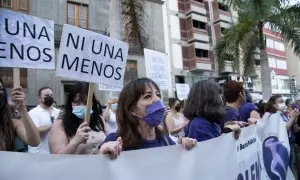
[[99, 78, 197, 159], [223, 81, 260, 125], [184, 80, 241, 142]]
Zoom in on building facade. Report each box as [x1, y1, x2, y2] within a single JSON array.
[[1, 0, 166, 105]]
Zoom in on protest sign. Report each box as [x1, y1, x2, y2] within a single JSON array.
[[99, 84, 122, 92], [0, 9, 55, 69], [175, 83, 190, 100], [56, 24, 128, 88], [0, 113, 294, 180], [144, 49, 169, 90]]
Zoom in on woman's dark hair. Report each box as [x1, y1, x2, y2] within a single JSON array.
[[183, 80, 226, 124], [265, 95, 282, 113], [116, 78, 164, 150], [0, 78, 15, 151], [168, 98, 178, 108], [62, 82, 104, 138], [257, 100, 266, 116], [223, 81, 244, 103]]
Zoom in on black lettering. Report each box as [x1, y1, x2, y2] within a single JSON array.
[[245, 169, 249, 180], [251, 164, 255, 180], [81, 37, 85, 51], [61, 54, 79, 71], [23, 22, 36, 38], [92, 40, 103, 54], [81, 58, 90, 74], [5, 18, 19, 35], [115, 48, 123, 61], [27, 46, 41, 61], [237, 174, 243, 180], [104, 44, 114, 59], [255, 162, 260, 180], [67, 33, 80, 49], [43, 48, 52, 62], [10, 43, 24, 60], [114, 67, 122, 80], [0, 42, 7, 59], [103, 65, 114, 78], [38, 26, 50, 41], [91, 61, 103, 76]]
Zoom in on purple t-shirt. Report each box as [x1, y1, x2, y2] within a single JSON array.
[[187, 117, 221, 142], [224, 106, 240, 122], [103, 133, 176, 151], [239, 103, 259, 122]]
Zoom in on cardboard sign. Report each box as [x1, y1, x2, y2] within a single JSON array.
[[0, 9, 55, 69], [175, 83, 190, 100], [56, 24, 129, 88], [144, 48, 169, 90]]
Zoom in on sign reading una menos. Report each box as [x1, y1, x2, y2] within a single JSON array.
[[56, 24, 129, 88], [144, 48, 169, 90], [0, 9, 55, 69]]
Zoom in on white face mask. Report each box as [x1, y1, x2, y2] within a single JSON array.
[[277, 103, 287, 112]]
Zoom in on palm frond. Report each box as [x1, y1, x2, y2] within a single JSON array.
[[122, 0, 147, 48], [240, 31, 258, 76]]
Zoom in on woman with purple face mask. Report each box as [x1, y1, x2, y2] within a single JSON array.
[[99, 78, 197, 159]]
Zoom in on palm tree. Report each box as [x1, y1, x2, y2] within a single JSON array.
[[215, 0, 300, 99], [122, 0, 147, 49]]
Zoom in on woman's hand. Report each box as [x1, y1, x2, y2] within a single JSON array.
[[180, 137, 197, 150], [291, 109, 300, 122], [11, 87, 26, 110], [71, 122, 90, 145], [99, 137, 123, 160], [224, 123, 241, 139]]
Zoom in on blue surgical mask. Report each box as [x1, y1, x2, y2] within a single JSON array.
[[72, 106, 93, 120], [143, 100, 166, 127], [111, 104, 118, 111]]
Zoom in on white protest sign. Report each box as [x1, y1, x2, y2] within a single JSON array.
[[0, 9, 55, 69], [56, 24, 129, 88], [144, 48, 169, 90], [175, 83, 190, 100], [98, 84, 122, 92]]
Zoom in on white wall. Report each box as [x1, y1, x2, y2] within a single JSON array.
[[172, 44, 183, 69], [170, 15, 181, 39]]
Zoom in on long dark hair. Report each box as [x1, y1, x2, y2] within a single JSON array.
[[184, 80, 226, 124], [0, 78, 15, 151], [265, 95, 282, 113], [62, 82, 104, 138], [116, 78, 164, 150]]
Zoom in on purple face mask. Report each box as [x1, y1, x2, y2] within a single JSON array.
[[143, 100, 166, 127]]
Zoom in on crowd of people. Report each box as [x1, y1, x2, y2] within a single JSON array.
[[1, 77, 300, 176]]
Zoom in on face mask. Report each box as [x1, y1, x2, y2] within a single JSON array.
[[141, 100, 166, 127], [44, 96, 54, 107], [72, 106, 94, 120], [175, 105, 181, 112], [277, 103, 287, 112], [111, 104, 118, 111]]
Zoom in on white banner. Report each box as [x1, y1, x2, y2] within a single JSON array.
[[98, 84, 122, 92], [0, 113, 294, 180], [175, 83, 190, 100], [56, 24, 129, 88], [144, 48, 169, 90], [0, 9, 55, 69]]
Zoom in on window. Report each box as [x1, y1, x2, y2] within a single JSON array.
[[276, 59, 287, 70], [67, 2, 89, 28], [218, 3, 229, 12], [195, 49, 209, 58], [221, 27, 226, 34], [194, 0, 203, 3], [268, 57, 276, 68], [193, 20, 206, 30], [0, 0, 27, 13], [266, 38, 285, 51]]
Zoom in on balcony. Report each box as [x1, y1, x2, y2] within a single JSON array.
[[54, 24, 109, 46], [178, 0, 206, 15]]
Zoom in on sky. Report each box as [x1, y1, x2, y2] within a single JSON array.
[[290, 0, 298, 5]]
